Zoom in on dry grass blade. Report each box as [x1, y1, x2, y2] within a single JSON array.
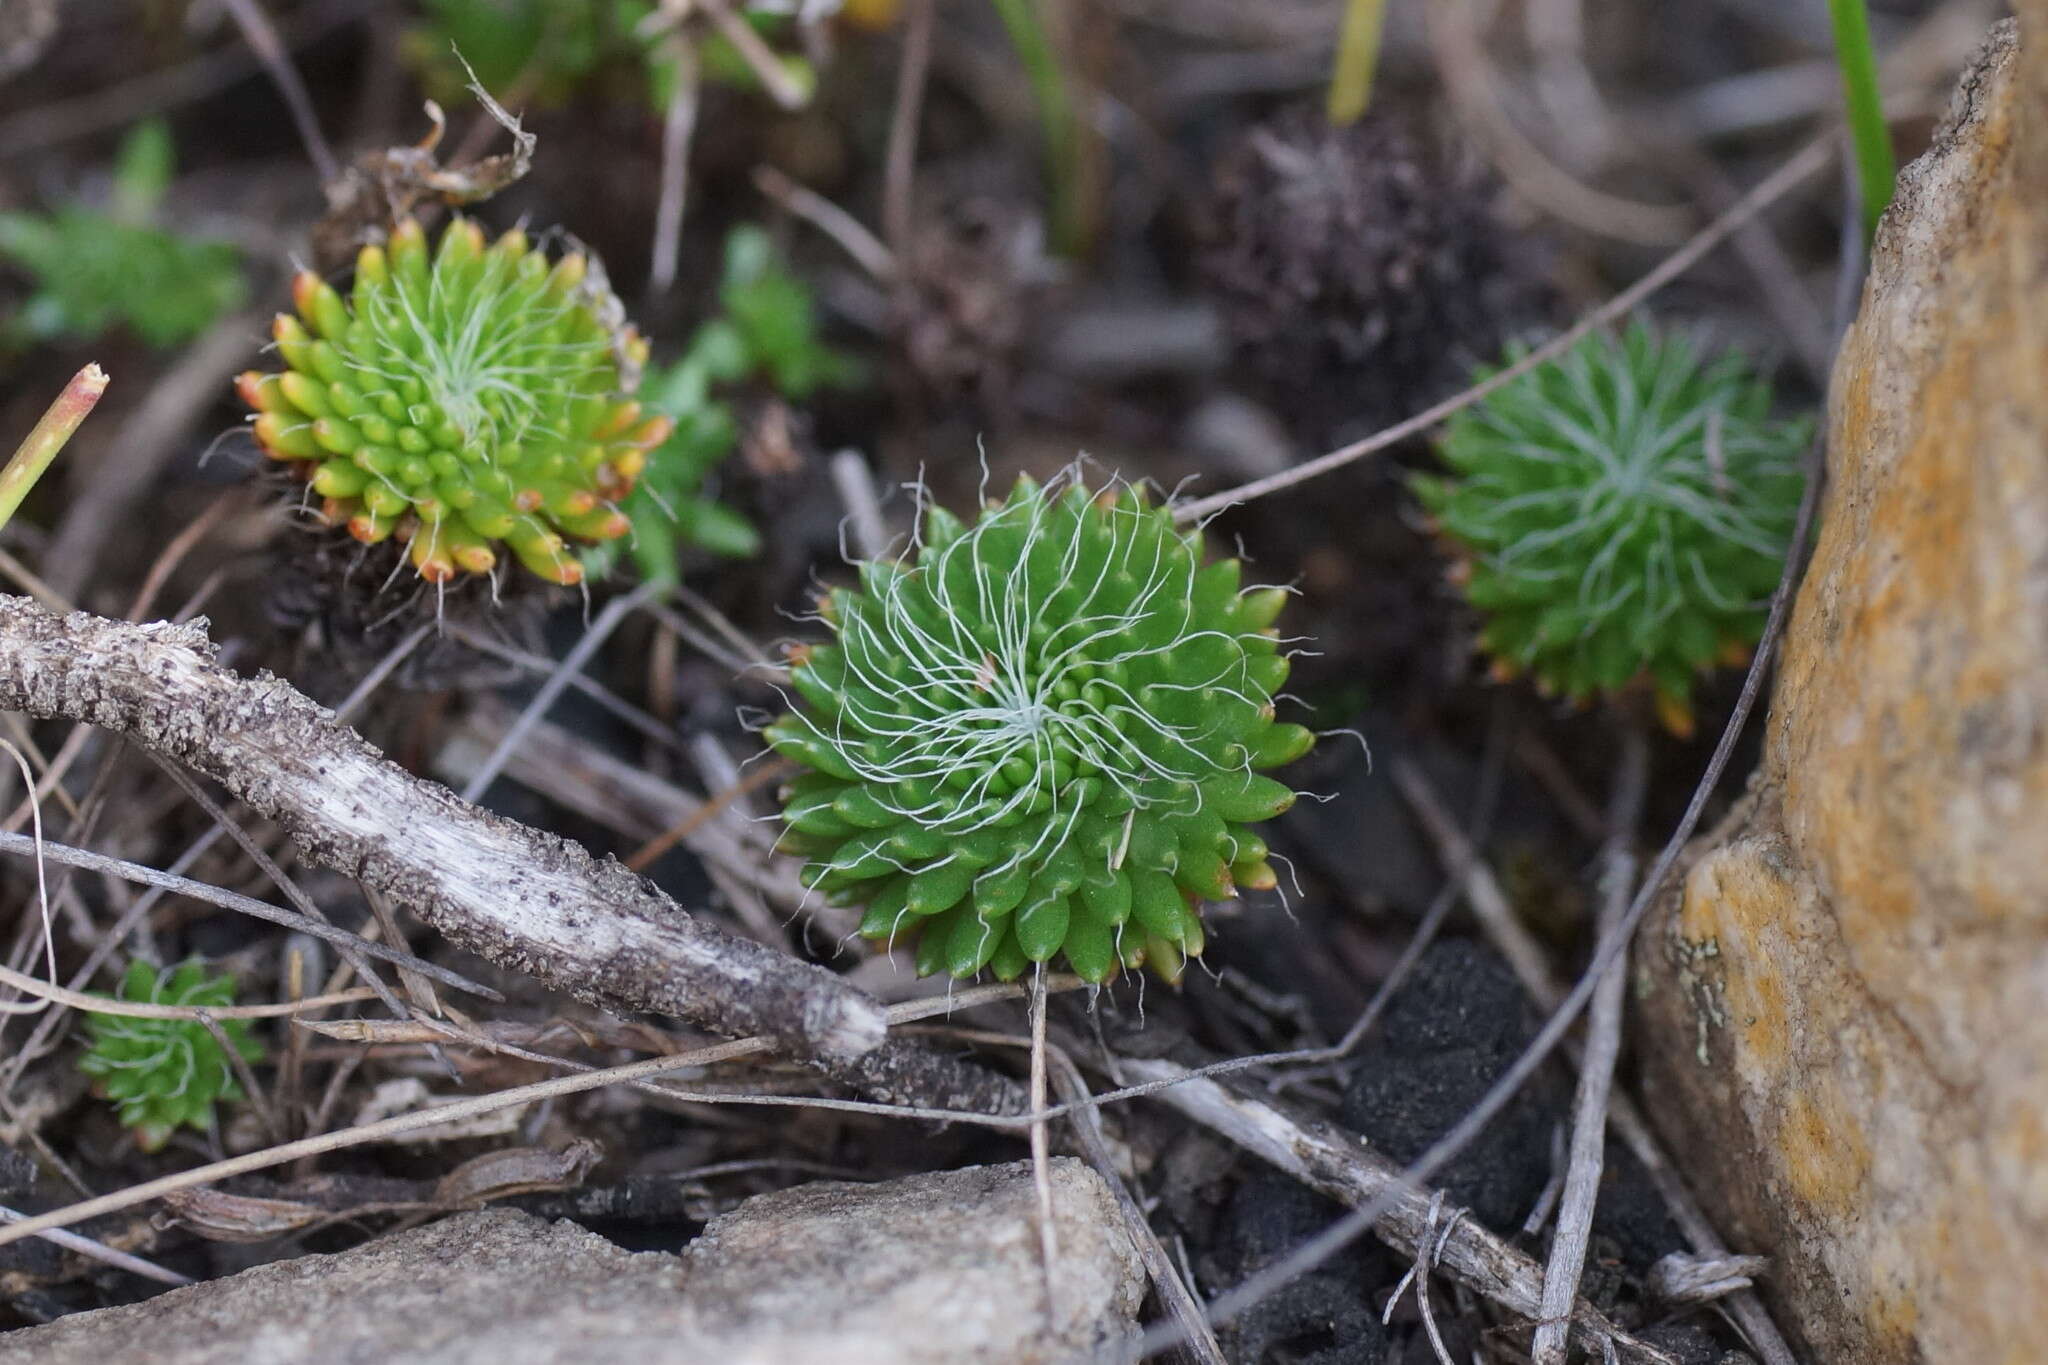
[[0, 962, 374, 1019], [1532, 722, 1648, 1364], [0, 983, 1054, 1254], [0, 1202, 191, 1287], [0, 830, 494, 997]]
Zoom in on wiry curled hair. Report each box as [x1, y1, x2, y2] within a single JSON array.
[[768, 468, 1311, 983]]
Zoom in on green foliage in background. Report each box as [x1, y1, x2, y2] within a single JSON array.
[[403, 0, 816, 112], [79, 961, 262, 1152], [598, 225, 859, 585], [1415, 322, 1809, 733], [0, 120, 245, 349]]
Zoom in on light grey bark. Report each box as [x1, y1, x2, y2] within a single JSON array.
[[0, 597, 924, 1082]]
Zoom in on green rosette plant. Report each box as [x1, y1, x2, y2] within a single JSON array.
[[767, 473, 1313, 984], [78, 961, 262, 1152], [1414, 321, 1808, 734], [239, 215, 669, 584]]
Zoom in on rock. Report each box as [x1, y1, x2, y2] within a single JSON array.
[[678, 1158, 1146, 1365], [0, 1160, 1145, 1365], [1633, 17, 2048, 1365]]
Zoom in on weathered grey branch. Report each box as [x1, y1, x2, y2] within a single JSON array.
[[0, 597, 888, 1068], [1122, 1056, 1680, 1365]]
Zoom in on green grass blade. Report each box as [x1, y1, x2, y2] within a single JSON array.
[[1827, 0, 1894, 242], [988, 0, 1087, 256]]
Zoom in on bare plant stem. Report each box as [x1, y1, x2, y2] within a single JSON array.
[[0, 366, 106, 534], [217, 0, 339, 185], [1532, 719, 1648, 1363], [647, 36, 701, 297], [1327, 0, 1389, 126]]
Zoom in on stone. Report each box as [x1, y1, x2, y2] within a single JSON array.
[[0, 1159, 1145, 1365], [1633, 17, 2048, 1365], [677, 1158, 1146, 1365]]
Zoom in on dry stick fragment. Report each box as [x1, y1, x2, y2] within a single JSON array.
[[0, 984, 1040, 1254], [1427, 0, 1690, 244], [0, 0, 360, 160], [0, 1201, 191, 1287], [217, 0, 340, 185], [0, 832, 487, 997], [1044, 1048, 1228, 1365], [752, 165, 897, 281], [0, 598, 883, 1066], [646, 35, 701, 296], [882, 0, 936, 262], [1119, 1056, 1680, 1365], [1170, 136, 1834, 525], [1532, 723, 1648, 1364], [1025, 970, 1059, 1329], [457, 581, 665, 803], [151, 757, 415, 1026]]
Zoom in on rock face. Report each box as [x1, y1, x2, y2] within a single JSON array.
[[0, 1160, 1145, 1365], [1634, 17, 2048, 1365]]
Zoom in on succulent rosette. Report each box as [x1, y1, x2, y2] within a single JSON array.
[[1415, 321, 1809, 733], [239, 216, 669, 584], [79, 960, 262, 1151], [767, 474, 1313, 984]]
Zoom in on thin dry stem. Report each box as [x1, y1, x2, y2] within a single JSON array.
[[1532, 721, 1648, 1363]]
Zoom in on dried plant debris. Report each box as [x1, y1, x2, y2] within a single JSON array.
[[894, 194, 1063, 415], [1200, 107, 1556, 447], [311, 96, 536, 273], [263, 535, 555, 700]]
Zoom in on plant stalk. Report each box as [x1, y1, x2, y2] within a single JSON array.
[[988, 0, 1089, 256], [0, 364, 106, 533], [1327, 0, 1389, 126], [1827, 0, 1893, 242]]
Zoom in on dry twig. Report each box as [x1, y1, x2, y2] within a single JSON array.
[[1121, 1056, 1680, 1365], [1532, 722, 1648, 1363]]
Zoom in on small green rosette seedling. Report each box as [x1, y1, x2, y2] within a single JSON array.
[[1415, 322, 1808, 734], [768, 474, 1313, 984], [239, 216, 670, 584], [79, 961, 262, 1152]]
